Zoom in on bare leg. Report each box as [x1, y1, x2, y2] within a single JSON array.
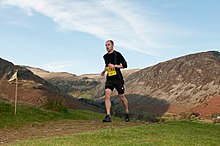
[[105, 89, 112, 115], [118, 94, 129, 113]]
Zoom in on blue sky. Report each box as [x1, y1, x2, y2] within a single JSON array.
[[0, 0, 220, 75]]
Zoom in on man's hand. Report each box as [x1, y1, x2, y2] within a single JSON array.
[[101, 70, 106, 76], [108, 63, 115, 68]]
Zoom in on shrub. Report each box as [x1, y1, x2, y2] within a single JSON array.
[[211, 113, 220, 118], [212, 118, 220, 124], [212, 113, 220, 124], [180, 111, 193, 120], [159, 117, 166, 123], [42, 97, 67, 113]]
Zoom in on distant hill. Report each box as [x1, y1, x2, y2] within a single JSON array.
[[27, 66, 140, 98], [0, 58, 92, 110], [27, 67, 103, 98]]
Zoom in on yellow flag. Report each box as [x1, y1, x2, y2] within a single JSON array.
[[8, 71, 18, 82]]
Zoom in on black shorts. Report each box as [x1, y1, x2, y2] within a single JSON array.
[[105, 80, 125, 94]]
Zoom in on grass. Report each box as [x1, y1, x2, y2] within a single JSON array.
[[2, 101, 220, 146], [10, 121, 220, 146], [0, 101, 108, 129]]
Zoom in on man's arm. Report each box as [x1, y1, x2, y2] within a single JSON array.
[[101, 67, 107, 76], [101, 55, 107, 76], [117, 52, 127, 69]]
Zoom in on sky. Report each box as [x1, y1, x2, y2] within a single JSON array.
[[0, 0, 220, 75]]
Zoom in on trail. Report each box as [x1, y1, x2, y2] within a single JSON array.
[[0, 120, 144, 145]]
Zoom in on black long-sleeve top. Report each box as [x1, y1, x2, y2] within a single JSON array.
[[103, 50, 127, 81]]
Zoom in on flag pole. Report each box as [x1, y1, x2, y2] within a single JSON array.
[[14, 77, 18, 115], [8, 70, 19, 115]]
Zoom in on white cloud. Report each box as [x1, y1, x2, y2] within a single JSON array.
[[7, 20, 33, 29], [41, 60, 84, 72], [1, 0, 192, 56]]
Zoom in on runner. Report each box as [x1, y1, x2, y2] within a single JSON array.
[[101, 40, 129, 122]]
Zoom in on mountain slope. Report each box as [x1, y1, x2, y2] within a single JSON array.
[[27, 67, 139, 98], [125, 51, 220, 115], [26, 51, 220, 118], [27, 67, 102, 98], [0, 58, 90, 110]]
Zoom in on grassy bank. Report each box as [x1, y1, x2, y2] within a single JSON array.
[[0, 101, 107, 129]]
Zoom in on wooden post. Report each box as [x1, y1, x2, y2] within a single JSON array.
[[14, 78, 18, 115]]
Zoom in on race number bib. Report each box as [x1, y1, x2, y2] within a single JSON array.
[[106, 67, 117, 76]]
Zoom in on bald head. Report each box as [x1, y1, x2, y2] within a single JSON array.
[[105, 40, 114, 53]]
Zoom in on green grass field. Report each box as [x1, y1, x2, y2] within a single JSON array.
[[0, 101, 108, 129], [10, 121, 220, 146], [1, 101, 220, 146]]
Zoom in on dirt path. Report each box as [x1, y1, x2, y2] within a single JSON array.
[[0, 120, 145, 145]]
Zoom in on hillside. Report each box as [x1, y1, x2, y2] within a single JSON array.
[[27, 67, 102, 98], [27, 67, 139, 98], [26, 51, 220, 118], [124, 51, 220, 116], [0, 58, 91, 110]]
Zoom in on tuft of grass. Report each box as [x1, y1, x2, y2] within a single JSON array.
[[0, 101, 106, 129], [10, 121, 220, 146], [41, 97, 67, 113]]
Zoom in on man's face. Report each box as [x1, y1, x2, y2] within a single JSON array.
[[105, 41, 113, 52]]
